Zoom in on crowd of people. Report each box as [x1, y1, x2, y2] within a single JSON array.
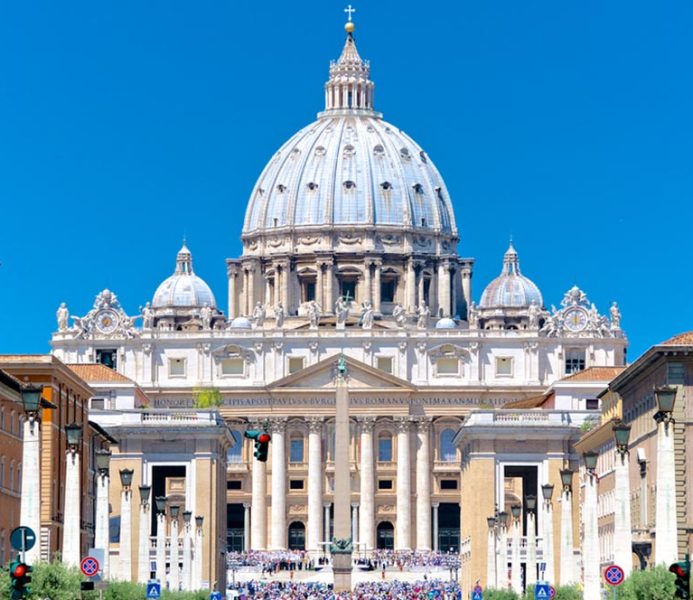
[[226, 550, 459, 574], [228, 578, 462, 599]]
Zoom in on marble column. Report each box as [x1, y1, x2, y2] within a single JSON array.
[[155, 512, 166, 584], [395, 418, 412, 550], [461, 270, 472, 317], [612, 446, 632, 578], [332, 373, 352, 592], [417, 269, 425, 307], [432, 503, 440, 552], [119, 486, 133, 581], [307, 418, 323, 554], [526, 512, 537, 587], [497, 523, 508, 590], [363, 263, 372, 303], [359, 418, 376, 551], [351, 504, 359, 547], [251, 452, 267, 550], [94, 469, 110, 579], [137, 491, 151, 584], [169, 515, 180, 591], [194, 520, 203, 590], [654, 413, 678, 565], [243, 504, 251, 552], [316, 264, 324, 309], [415, 418, 432, 551], [372, 261, 382, 313], [181, 515, 192, 591], [227, 265, 238, 318], [582, 471, 600, 600], [325, 262, 334, 314], [20, 417, 41, 565], [63, 449, 81, 567], [511, 517, 522, 595], [543, 500, 555, 585], [437, 262, 450, 317], [486, 527, 496, 589], [270, 418, 287, 550], [406, 260, 416, 313], [324, 504, 331, 544], [280, 264, 290, 315], [559, 487, 575, 585]]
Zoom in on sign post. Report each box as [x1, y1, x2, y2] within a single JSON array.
[[604, 564, 625, 600], [472, 584, 483, 600], [10, 526, 36, 563]]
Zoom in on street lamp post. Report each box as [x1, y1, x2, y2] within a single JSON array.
[[612, 421, 633, 577], [486, 516, 497, 588], [496, 511, 509, 590], [169, 504, 181, 591], [193, 515, 204, 590], [541, 484, 555, 585], [525, 495, 537, 588], [559, 468, 575, 585], [119, 469, 134, 581], [510, 504, 522, 595], [137, 485, 151, 583], [63, 423, 83, 567], [155, 496, 167, 585], [181, 511, 193, 590], [19, 383, 44, 564], [582, 451, 600, 599], [94, 450, 111, 578], [653, 385, 678, 565]]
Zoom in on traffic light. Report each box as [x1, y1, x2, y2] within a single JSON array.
[[245, 429, 271, 462], [670, 557, 691, 599], [9, 559, 32, 599]]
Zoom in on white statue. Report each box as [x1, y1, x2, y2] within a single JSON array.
[[335, 296, 349, 327], [200, 303, 212, 329], [252, 302, 266, 328], [360, 301, 374, 330], [417, 300, 431, 329], [392, 303, 406, 328], [610, 302, 622, 330], [56, 303, 69, 331], [140, 302, 153, 329], [308, 300, 320, 329], [121, 314, 139, 338], [467, 301, 478, 328], [527, 300, 540, 329], [71, 315, 89, 338], [275, 302, 285, 328]]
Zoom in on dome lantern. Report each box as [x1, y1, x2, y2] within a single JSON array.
[[152, 244, 217, 311]]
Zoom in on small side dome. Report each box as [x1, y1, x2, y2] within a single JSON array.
[[229, 316, 252, 330], [152, 244, 216, 309], [435, 317, 457, 329], [479, 243, 543, 309]]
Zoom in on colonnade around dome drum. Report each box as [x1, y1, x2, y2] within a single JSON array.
[[226, 254, 473, 319]]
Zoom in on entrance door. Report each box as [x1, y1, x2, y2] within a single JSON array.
[[376, 521, 394, 550], [227, 504, 245, 552], [438, 503, 460, 552], [288, 521, 306, 550]]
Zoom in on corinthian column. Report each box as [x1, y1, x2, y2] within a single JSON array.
[[415, 418, 432, 551], [251, 452, 267, 550], [437, 262, 450, 317], [63, 446, 81, 567], [307, 418, 324, 554], [358, 417, 376, 551], [395, 418, 412, 550], [270, 418, 288, 550]]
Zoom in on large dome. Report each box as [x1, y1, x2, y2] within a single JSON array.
[[479, 244, 543, 309], [241, 26, 457, 252], [152, 244, 216, 309]]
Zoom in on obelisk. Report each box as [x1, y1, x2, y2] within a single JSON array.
[[331, 356, 353, 591]]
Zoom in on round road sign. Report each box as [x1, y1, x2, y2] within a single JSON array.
[[10, 526, 36, 552], [604, 564, 625, 586], [80, 556, 100, 577], [549, 586, 556, 598]]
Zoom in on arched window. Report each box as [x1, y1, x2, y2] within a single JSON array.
[[378, 432, 393, 462], [376, 521, 395, 549], [227, 431, 243, 463], [290, 435, 304, 463], [288, 521, 306, 550], [440, 428, 457, 462]]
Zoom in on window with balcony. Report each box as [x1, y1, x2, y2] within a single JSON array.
[[290, 436, 304, 463], [378, 433, 393, 462], [565, 349, 585, 375], [437, 357, 459, 375], [439, 428, 457, 462]]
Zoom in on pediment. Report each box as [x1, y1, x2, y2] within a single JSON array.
[[269, 354, 415, 392]]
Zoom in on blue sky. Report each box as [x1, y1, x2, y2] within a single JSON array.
[[0, 1, 691, 360]]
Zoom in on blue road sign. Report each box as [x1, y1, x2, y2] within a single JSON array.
[[10, 526, 36, 552], [146, 581, 161, 599], [210, 592, 223, 600], [535, 583, 551, 599], [472, 588, 483, 600]]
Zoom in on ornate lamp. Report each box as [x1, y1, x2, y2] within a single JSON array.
[[139, 485, 151, 505], [583, 451, 598, 474], [170, 505, 180, 519], [20, 383, 43, 415], [155, 496, 167, 514], [560, 469, 574, 491], [524, 495, 537, 513], [65, 423, 82, 451], [654, 386, 676, 424], [511, 504, 522, 520], [487, 516, 497, 529], [613, 421, 631, 455], [541, 483, 555, 502], [498, 511, 509, 528], [119, 468, 134, 489], [95, 449, 111, 474], [195, 515, 204, 529], [183, 510, 192, 525]]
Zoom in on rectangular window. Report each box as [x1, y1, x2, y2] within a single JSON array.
[[226, 480, 242, 490], [378, 479, 393, 490], [440, 479, 458, 490], [378, 436, 393, 462], [565, 349, 585, 375], [340, 280, 356, 301], [288, 357, 305, 374], [495, 357, 513, 376], [289, 479, 305, 491], [302, 281, 316, 302], [381, 279, 396, 303], [437, 357, 460, 375], [586, 398, 599, 410], [221, 358, 244, 376], [376, 356, 393, 374], [96, 349, 117, 370], [667, 362, 685, 385], [290, 438, 304, 463], [169, 358, 186, 377], [90, 398, 105, 410]]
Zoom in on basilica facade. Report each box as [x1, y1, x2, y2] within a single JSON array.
[[51, 18, 627, 594]]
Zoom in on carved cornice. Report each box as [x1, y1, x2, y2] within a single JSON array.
[[357, 416, 376, 433], [415, 417, 433, 432], [394, 417, 412, 433], [269, 417, 288, 433], [306, 417, 324, 434]]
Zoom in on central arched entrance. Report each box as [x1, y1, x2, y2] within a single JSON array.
[[288, 521, 305, 550], [376, 521, 394, 550]]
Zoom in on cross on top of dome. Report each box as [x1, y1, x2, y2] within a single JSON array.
[[344, 4, 356, 22]]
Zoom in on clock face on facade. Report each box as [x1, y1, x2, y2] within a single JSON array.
[[564, 307, 588, 332], [95, 309, 119, 334]]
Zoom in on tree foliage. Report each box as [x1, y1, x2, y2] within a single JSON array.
[[616, 565, 676, 600], [485, 589, 520, 600], [193, 386, 222, 408]]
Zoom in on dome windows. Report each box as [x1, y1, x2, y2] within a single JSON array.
[[400, 147, 411, 160], [419, 151, 427, 163], [343, 180, 356, 190], [290, 148, 301, 159], [412, 183, 424, 194], [373, 144, 385, 157], [343, 144, 356, 158], [380, 181, 392, 190], [276, 184, 287, 193], [315, 146, 327, 157], [307, 182, 319, 191]]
